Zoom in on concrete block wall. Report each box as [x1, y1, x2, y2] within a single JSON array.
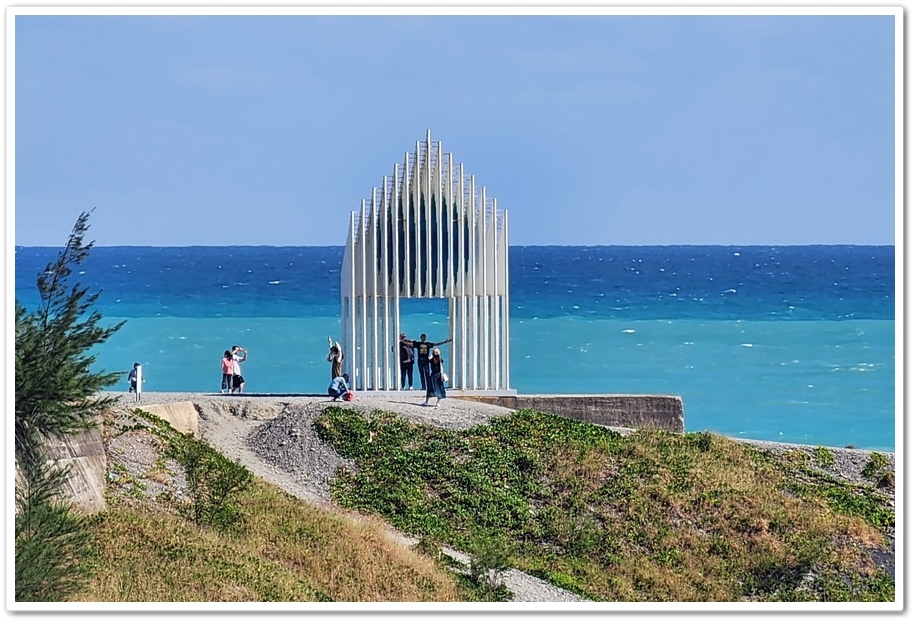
[[456, 394, 685, 433], [36, 401, 201, 514], [41, 427, 108, 514], [139, 401, 199, 435]]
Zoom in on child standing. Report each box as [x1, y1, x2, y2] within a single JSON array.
[[220, 350, 234, 393]]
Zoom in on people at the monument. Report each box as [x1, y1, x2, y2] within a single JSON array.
[[404, 333, 451, 390], [422, 348, 447, 407], [231, 345, 248, 393]]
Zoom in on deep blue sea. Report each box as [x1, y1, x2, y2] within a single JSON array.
[[14, 245, 897, 451]]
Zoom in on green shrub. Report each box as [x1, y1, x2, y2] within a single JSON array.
[[14, 467, 96, 601], [862, 452, 890, 480], [167, 433, 253, 531], [814, 447, 835, 467], [467, 533, 512, 588], [316, 406, 893, 602]]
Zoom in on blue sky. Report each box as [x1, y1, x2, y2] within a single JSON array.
[[12, 8, 899, 247]]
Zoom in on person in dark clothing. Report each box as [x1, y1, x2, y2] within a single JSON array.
[[422, 348, 447, 407], [128, 362, 143, 393], [398, 332, 415, 390], [403, 333, 451, 390]]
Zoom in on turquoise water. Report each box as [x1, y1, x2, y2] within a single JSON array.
[[93, 313, 895, 451], [512, 316, 894, 449], [16, 245, 897, 451]]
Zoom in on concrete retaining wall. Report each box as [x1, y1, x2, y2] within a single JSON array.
[[139, 401, 199, 435], [42, 427, 108, 514], [456, 394, 685, 433], [38, 402, 201, 514]]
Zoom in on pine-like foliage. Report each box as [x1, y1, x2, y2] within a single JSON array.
[[15, 465, 95, 602], [15, 210, 125, 463], [15, 210, 124, 601]]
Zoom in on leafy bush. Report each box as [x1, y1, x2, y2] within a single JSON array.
[[167, 431, 253, 530], [467, 533, 512, 589], [815, 447, 835, 467], [862, 452, 890, 480], [119, 408, 254, 531]]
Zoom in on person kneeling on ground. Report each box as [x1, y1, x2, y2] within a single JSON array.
[[328, 373, 350, 401]]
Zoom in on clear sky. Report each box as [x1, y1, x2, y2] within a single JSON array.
[[11, 6, 899, 247]]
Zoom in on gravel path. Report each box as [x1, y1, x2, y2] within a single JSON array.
[[117, 391, 895, 601]]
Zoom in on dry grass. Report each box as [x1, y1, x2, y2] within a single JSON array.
[[70, 480, 460, 603], [68, 405, 461, 603], [564, 430, 888, 601], [238, 484, 460, 602]]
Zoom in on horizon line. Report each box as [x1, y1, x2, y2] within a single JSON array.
[[13, 242, 895, 249]]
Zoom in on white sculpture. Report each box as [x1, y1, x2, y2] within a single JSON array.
[[341, 130, 511, 392]]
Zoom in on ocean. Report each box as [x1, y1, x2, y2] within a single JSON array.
[[13, 245, 897, 451]]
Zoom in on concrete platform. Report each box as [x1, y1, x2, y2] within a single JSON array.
[[124, 389, 685, 434]]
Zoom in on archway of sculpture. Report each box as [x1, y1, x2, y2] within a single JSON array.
[[340, 130, 511, 392]]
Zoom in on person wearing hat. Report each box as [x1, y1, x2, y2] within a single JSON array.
[[327, 336, 344, 380], [328, 372, 350, 401], [398, 332, 416, 390]]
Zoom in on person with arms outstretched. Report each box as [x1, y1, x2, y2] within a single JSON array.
[[405, 333, 451, 391]]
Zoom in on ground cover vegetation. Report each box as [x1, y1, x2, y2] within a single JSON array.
[[41, 401, 896, 605], [314, 407, 895, 602]]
